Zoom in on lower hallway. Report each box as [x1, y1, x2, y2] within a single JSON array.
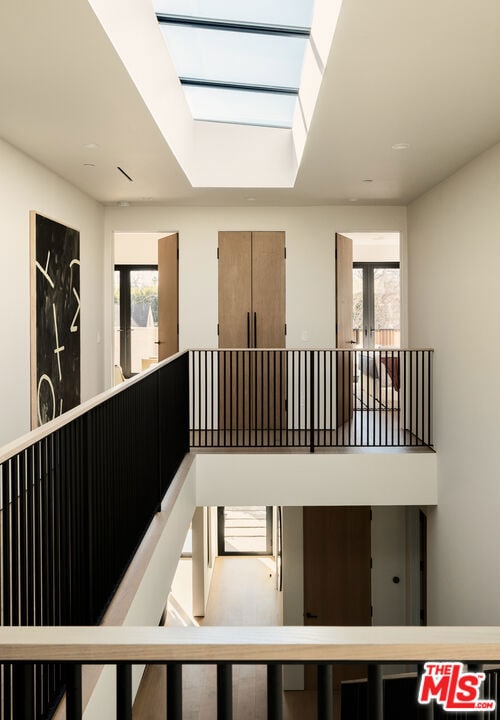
[[132, 556, 317, 719]]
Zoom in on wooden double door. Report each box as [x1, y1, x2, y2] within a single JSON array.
[[218, 231, 286, 435]]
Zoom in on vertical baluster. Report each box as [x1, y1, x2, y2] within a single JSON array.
[[116, 663, 132, 720], [353, 349, 358, 446], [292, 351, 295, 446], [317, 664, 333, 720], [205, 350, 208, 448], [211, 351, 215, 448], [267, 664, 283, 720], [428, 351, 432, 446], [410, 351, 414, 446], [14, 663, 34, 720], [359, 351, 366, 445], [266, 351, 270, 447], [310, 351, 315, 453], [66, 664, 82, 720], [217, 663, 233, 720], [421, 349, 425, 446], [167, 663, 182, 720], [368, 664, 383, 720]]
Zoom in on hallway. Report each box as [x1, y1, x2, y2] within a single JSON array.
[[133, 555, 283, 719]]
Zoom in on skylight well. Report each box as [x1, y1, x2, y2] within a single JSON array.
[[154, 0, 314, 128]]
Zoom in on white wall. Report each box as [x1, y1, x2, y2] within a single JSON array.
[[114, 232, 164, 264], [0, 138, 105, 447], [408, 141, 500, 624], [195, 453, 437, 507], [192, 506, 217, 617], [103, 205, 407, 384]]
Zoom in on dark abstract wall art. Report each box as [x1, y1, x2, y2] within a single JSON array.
[[30, 212, 80, 427]]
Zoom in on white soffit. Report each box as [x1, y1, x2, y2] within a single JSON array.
[[86, 0, 341, 189]]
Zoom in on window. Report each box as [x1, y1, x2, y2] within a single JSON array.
[[154, 0, 314, 128]]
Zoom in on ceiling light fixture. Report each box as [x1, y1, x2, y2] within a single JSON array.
[[83, 143, 99, 150], [349, 198, 358, 202], [246, 197, 256, 202], [392, 143, 410, 150]]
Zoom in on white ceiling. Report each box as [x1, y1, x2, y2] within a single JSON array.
[[0, 0, 499, 206]]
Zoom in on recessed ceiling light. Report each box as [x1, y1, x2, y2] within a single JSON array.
[[246, 197, 256, 202], [392, 143, 410, 150], [83, 143, 99, 150], [361, 179, 373, 183], [349, 198, 358, 202]]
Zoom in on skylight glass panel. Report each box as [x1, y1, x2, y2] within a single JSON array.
[[153, 0, 314, 29], [159, 25, 307, 89], [183, 85, 297, 128], [154, 0, 314, 127]]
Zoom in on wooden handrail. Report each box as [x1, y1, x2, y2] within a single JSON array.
[[0, 626, 498, 663], [0, 350, 186, 464]]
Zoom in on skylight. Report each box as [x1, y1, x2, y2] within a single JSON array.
[[154, 0, 313, 128]]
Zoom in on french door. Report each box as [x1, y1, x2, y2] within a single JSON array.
[[114, 265, 158, 377], [353, 262, 400, 348]]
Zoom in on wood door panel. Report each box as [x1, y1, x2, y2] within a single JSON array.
[[303, 506, 371, 690], [218, 233, 252, 433], [218, 232, 252, 348], [336, 233, 354, 426], [252, 232, 286, 431], [158, 233, 179, 361], [251, 232, 286, 348]]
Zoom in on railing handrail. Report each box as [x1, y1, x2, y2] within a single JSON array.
[[0, 349, 187, 465], [0, 626, 498, 663], [191, 347, 435, 353]]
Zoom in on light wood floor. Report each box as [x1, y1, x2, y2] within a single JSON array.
[[132, 557, 316, 720]]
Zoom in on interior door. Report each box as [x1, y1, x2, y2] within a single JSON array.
[[218, 231, 286, 436], [157, 233, 179, 361], [303, 506, 372, 689], [335, 233, 354, 427]]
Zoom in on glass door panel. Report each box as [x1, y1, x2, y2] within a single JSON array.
[[115, 265, 158, 377], [352, 267, 364, 349], [129, 269, 159, 374], [373, 268, 400, 348]]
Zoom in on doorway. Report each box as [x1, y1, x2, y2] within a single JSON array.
[[217, 506, 273, 556], [113, 232, 179, 379]]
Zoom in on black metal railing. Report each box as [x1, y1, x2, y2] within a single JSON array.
[[190, 349, 433, 450], [0, 353, 189, 720]]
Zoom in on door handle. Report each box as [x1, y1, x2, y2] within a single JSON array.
[[247, 311, 250, 348], [305, 611, 318, 619], [254, 312, 257, 348]]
